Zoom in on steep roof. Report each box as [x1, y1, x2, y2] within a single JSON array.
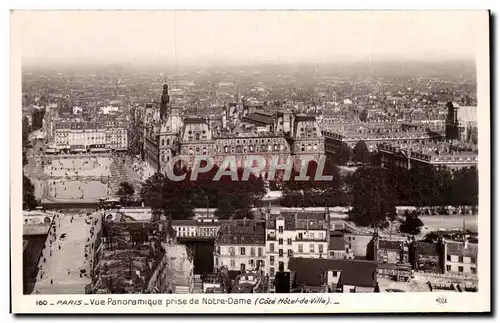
[[378, 239, 405, 250], [329, 236, 346, 251], [288, 258, 377, 288], [415, 241, 440, 256], [446, 241, 478, 258], [266, 211, 328, 230], [216, 220, 266, 245], [241, 112, 274, 125]]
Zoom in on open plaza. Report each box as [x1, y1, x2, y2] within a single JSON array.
[[47, 179, 110, 201], [43, 156, 112, 178]]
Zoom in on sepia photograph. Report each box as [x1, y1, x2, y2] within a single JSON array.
[[11, 9, 490, 313]]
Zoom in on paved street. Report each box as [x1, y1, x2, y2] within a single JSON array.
[[32, 211, 101, 294]]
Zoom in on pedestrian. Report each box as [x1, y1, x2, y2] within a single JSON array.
[[50, 279, 53, 285]]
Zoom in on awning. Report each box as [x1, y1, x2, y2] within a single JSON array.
[[90, 148, 108, 153]]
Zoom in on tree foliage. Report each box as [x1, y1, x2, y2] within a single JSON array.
[[387, 164, 478, 207], [349, 167, 397, 228], [23, 174, 39, 210], [335, 142, 352, 166], [280, 159, 350, 207], [399, 211, 424, 235], [359, 109, 368, 122], [140, 165, 266, 220], [352, 140, 371, 164], [31, 108, 46, 131], [117, 181, 135, 206]]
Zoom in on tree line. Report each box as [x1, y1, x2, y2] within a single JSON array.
[[139, 162, 266, 220], [348, 165, 478, 229], [331, 140, 379, 166], [280, 157, 351, 207]]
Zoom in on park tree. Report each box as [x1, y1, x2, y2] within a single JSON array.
[[212, 168, 266, 218], [337, 142, 352, 166], [349, 167, 397, 228], [370, 151, 381, 167], [117, 181, 135, 206], [140, 165, 266, 220], [281, 158, 343, 207], [31, 108, 46, 131], [450, 167, 478, 206], [140, 173, 167, 211], [359, 109, 368, 122], [423, 232, 440, 243], [22, 116, 31, 145], [399, 212, 424, 235], [352, 140, 371, 164], [23, 174, 38, 210]]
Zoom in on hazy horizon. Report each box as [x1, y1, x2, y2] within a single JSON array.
[[15, 10, 486, 67]]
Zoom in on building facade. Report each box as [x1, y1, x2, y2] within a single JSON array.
[[265, 210, 329, 279], [214, 219, 266, 274], [136, 84, 325, 175], [52, 121, 128, 153], [443, 240, 478, 276], [172, 218, 225, 239]]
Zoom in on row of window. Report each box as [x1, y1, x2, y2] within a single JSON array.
[[187, 135, 208, 141], [446, 255, 476, 264], [226, 246, 264, 257], [446, 265, 476, 274], [215, 258, 265, 272], [220, 144, 287, 154], [227, 258, 264, 268], [269, 243, 324, 254], [273, 229, 325, 240], [220, 138, 283, 145], [299, 143, 319, 152], [175, 227, 218, 237]]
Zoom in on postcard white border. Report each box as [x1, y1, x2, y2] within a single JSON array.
[[9, 9, 491, 314]]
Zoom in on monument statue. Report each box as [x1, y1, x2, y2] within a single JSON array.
[[160, 84, 170, 120]]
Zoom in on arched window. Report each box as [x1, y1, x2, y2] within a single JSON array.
[[161, 139, 165, 146], [167, 138, 170, 145]]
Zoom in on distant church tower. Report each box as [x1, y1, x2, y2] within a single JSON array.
[[160, 84, 170, 120], [445, 101, 459, 141]]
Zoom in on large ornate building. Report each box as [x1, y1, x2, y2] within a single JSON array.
[[138, 84, 325, 175]]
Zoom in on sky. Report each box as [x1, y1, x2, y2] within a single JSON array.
[[13, 10, 487, 66]]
